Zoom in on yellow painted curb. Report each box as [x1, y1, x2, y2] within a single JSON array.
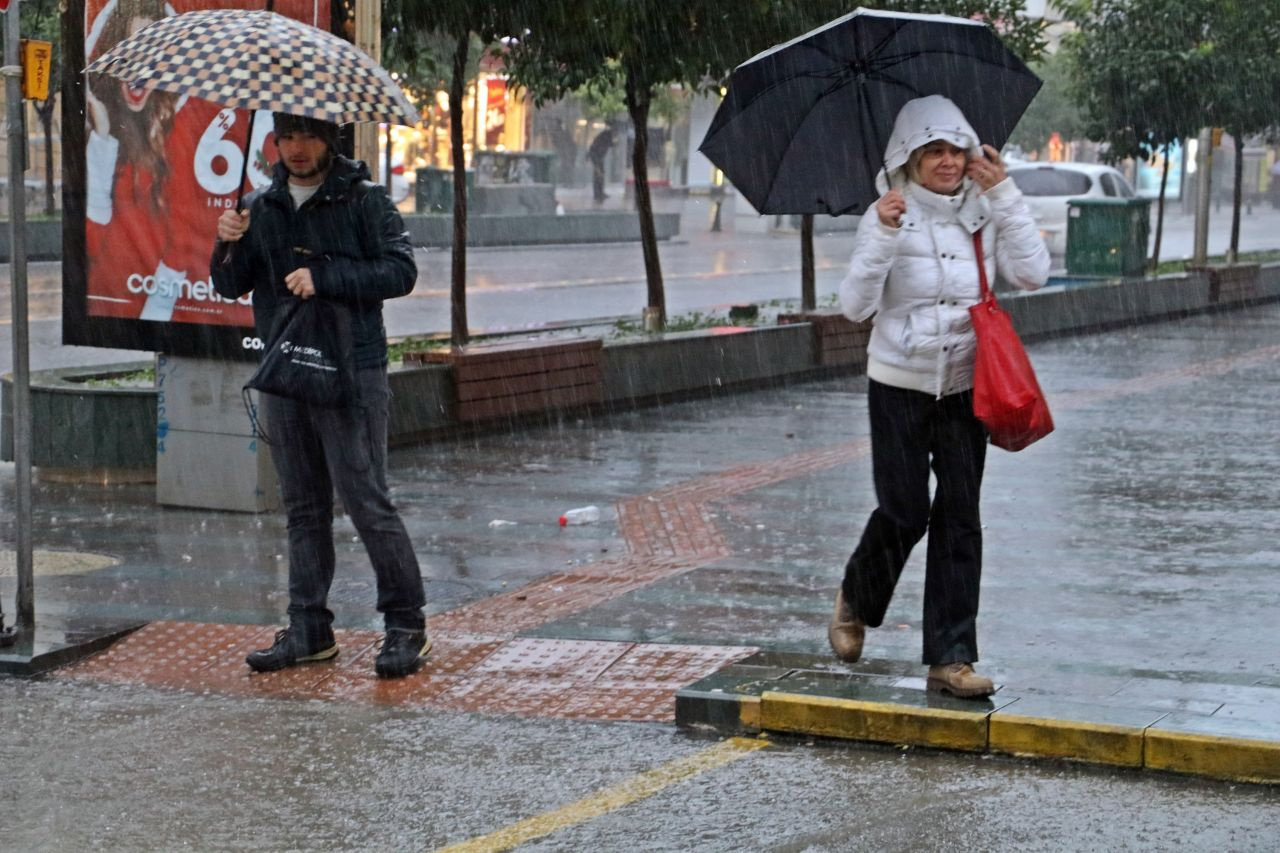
[[990, 714, 1145, 767], [761, 691, 988, 752], [739, 695, 762, 732], [1145, 729, 1280, 784]]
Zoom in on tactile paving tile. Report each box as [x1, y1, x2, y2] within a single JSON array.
[[59, 621, 274, 685], [556, 686, 678, 723], [594, 643, 760, 688], [54, 623, 754, 723], [437, 676, 577, 717], [470, 637, 633, 681]]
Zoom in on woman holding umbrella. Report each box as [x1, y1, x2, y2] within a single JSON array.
[[829, 95, 1050, 698]]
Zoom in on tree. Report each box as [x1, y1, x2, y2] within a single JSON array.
[[381, 1, 524, 347], [1200, 0, 1280, 260], [506, 0, 745, 329], [21, 0, 59, 216], [1007, 51, 1088, 157], [1061, 0, 1213, 269]]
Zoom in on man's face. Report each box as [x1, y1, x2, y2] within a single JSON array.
[[276, 132, 332, 186]]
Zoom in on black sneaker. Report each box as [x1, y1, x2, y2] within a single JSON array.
[[375, 629, 431, 679], [246, 627, 339, 673]]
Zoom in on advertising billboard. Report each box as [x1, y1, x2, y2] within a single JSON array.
[[63, 0, 330, 358]]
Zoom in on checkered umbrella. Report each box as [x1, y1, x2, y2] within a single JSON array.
[[85, 8, 419, 126]]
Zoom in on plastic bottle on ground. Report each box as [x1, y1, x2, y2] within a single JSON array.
[[559, 505, 601, 526]]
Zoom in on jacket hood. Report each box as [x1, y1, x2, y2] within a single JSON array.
[[877, 96, 979, 193]]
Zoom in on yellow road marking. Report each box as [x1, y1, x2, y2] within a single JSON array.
[[436, 737, 769, 853]]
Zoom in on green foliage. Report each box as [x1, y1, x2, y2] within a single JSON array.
[[1062, 0, 1280, 159], [1007, 51, 1088, 153]]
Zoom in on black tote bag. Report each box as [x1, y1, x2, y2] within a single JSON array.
[[244, 297, 359, 409]]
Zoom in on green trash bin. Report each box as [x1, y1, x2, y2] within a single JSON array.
[[1065, 197, 1151, 277], [414, 166, 473, 214]]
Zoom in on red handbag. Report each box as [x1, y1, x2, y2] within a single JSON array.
[[968, 232, 1053, 451]]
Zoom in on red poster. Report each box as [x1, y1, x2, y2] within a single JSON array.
[[83, 0, 328, 328], [485, 78, 507, 148]]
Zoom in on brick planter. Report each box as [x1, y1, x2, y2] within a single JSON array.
[[1188, 263, 1261, 304], [777, 311, 872, 368], [409, 338, 603, 423]]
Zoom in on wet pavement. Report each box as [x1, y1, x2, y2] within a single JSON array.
[[3, 293, 1280, 791]]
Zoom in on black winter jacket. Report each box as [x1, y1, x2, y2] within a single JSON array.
[[211, 156, 417, 369]]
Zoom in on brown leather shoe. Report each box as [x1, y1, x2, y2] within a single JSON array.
[[827, 589, 865, 662], [927, 662, 995, 698]]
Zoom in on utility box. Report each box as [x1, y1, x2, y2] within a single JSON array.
[[1065, 197, 1151, 277], [415, 167, 473, 214]]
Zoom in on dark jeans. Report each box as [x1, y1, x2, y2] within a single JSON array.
[[263, 367, 425, 645], [842, 379, 988, 665]]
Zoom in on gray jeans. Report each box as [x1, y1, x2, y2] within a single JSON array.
[[262, 367, 425, 643]]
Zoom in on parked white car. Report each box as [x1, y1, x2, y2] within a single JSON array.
[[1005, 162, 1136, 255]]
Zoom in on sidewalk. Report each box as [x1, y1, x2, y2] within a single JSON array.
[[3, 288, 1280, 784]]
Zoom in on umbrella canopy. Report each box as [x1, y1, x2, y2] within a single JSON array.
[[85, 8, 419, 126], [699, 7, 1041, 217]]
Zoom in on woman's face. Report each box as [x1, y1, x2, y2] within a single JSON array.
[[119, 16, 158, 112], [915, 140, 968, 195]]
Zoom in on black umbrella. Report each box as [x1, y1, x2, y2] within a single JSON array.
[[699, 7, 1041, 217]]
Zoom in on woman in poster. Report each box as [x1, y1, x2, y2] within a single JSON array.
[[84, 0, 262, 325]]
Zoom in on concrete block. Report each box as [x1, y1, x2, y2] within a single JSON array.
[[155, 354, 258, 434], [156, 428, 278, 513]]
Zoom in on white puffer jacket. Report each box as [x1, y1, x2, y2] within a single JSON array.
[[839, 177, 1050, 397]]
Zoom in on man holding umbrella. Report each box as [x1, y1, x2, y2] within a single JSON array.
[[212, 113, 430, 679]]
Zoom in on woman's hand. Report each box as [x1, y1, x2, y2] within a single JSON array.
[[876, 189, 906, 228], [86, 87, 109, 138], [966, 144, 1007, 190]]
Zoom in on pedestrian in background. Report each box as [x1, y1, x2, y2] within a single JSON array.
[[211, 113, 430, 679], [588, 125, 616, 203], [829, 95, 1050, 698]]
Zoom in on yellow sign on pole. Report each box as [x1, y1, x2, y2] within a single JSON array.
[[21, 38, 52, 101]]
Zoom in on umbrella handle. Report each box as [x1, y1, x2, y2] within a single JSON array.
[[235, 109, 257, 213]]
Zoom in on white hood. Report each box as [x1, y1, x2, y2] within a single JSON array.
[[877, 95, 979, 193]]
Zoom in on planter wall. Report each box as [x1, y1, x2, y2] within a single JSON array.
[[1, 363, 155, 481], [0, 213, 680, 262], [602, 325, 815, 407], [402, 211, 680, 248], [6, 264, 1278, 482], [0, 218, 62, 262]]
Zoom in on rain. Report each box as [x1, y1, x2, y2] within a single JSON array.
[[3, 0, 1280, 849]]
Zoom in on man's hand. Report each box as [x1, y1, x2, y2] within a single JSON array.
[[217, 209, 250, 243], [284, 267, 316, 299], [876, 189, 906, 228]]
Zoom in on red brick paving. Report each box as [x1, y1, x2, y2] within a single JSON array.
[[59, 621, 756, 723]]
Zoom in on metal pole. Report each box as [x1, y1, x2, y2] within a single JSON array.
[[4, 0, 34, 632], [1192, 127, 1212, 266]]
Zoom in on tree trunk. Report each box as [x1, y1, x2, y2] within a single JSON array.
[[449, 32, 470, 347], [624, 65, 665, 328], [1228, 132, 1243, 264], [1150, 143, 1170, 272], [800, 214, 815, 311]]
